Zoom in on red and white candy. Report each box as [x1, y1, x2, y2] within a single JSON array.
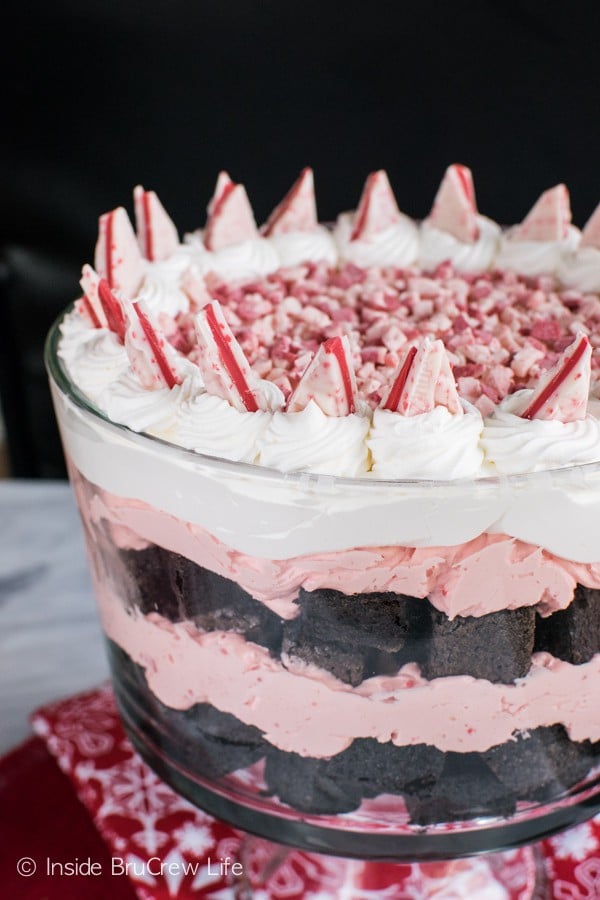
[[521, 333, 591, 422], [97, 277, 127, 343], [195, 300, 276, 412], [203, 172, 258, 251], [94, 207, 144, 298], [512, 185, 571, 243], [350, 170, 402, 241], [123, 299, 184, 390], [262, 167, 318, 236], [77, 264, 108, 329], [580, 202, 600, 250], [134, 186, 179, 261], [287, 335, 358, 416], [428, 164, 479, 243], [382, 338, 462, 416]]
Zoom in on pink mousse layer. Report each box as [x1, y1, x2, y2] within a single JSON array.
[[79, 480, 600, 620], [98, 582, 600, 757]]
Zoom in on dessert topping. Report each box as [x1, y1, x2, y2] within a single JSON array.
[[133, 186, 179, 261], [512, 185, 571, 242], [287, 335, 357, 416], [580, 202, 600, 250], [262, 168, 318, 236], [204, 172, 259, 251], [78, 264, 108, 329], [382, 338, 462, 416], [97, 277, 127, 343], [94, 207, 144, 297], [124, 299, 184, 390], [195, 300, 282, 412], [428, 164, 479, 243], [350, 170, 402, 241], [521, 333, 591, 422]]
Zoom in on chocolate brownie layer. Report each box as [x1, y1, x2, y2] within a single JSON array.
[[535, 585, 600, 665], [113, 543, 597, 687], [107, 639, 600, 825]]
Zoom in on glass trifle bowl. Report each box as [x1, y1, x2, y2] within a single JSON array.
[[45, 315, 600, 863]]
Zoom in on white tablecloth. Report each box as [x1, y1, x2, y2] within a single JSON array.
[[0, 481, 108, 754]]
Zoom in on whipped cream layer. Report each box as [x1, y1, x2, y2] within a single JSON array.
[[53, 391, 600, 562], [74, 471, 600, 620], [558, 245, 600, 292], [98, 583, 600, 757]]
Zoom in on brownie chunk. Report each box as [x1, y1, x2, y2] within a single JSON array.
[[119, 545, 183, 621], [297, 587, 429, 652], [282, 588, 430, 685], [119, 547, 283, 655], [534, 585, 600, 665], [331, 739, 445, 798], [264, 749, 365, 814], [482, 725, 597, 801], [421, 606, 535, 683], [405, 753, 516, 825]]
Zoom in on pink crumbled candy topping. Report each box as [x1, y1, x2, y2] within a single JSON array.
[[512, 185, 571, 243], [262, 168, 318, 236], [94, 207, 144, 298], [350, 170, 402, 241], [133, 186, 179, 262], [287, 334, 358, 416], [428, 164, 479, 243], [203, 173, 258, 251], [521, 333, 591, 422]]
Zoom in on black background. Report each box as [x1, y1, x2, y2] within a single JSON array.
[[2, 0, 600, 475]]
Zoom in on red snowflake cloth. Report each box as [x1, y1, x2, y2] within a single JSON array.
[[8, 684, 596, 899]]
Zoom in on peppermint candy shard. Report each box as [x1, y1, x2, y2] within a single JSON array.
[[97, 278, 127, 343], [350, 170, 402, 241], [580, 202, 600, 250], [133, 185, 179, 261], [262, 167, 318, 236], [195, 300, 267, 412], [521, 333, 591, 422], [204, 174, 258, 251], [428, 164, 479, 244], [79, 264, 108, 328], [181, 266, 212, 310], [94, 206, 144, 297], [382, 339, 462, 416], [287, 335, 357, 416], [124, 299, 183, 390], [512, 185, 571, 243]]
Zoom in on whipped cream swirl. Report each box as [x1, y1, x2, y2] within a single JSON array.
[[496, 225, 580, 278], [171, 391, 273, 463], [137, 253, 192, 320], [334, 212, 420, 267], [258, 400, 371, 476], [269, 226, 338, 266], [419, 215, 500, 274], [481, 390, 600, 474], [368, 402, 484, 479], [557, 245, 600, 292], [59, 317, 130, 402], [183, 233, 280, 281]]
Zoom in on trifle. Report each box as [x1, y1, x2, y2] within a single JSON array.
[[46, 165, 600, 857]]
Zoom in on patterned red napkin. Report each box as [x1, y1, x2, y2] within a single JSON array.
[[0, 685, 597, 898]]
